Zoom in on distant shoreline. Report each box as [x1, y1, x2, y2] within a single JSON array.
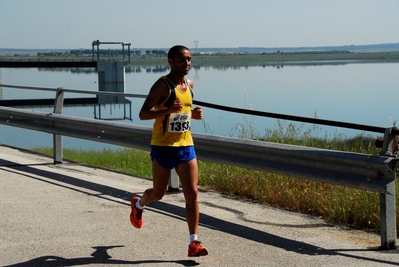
[[1, 51, 399, 68], [129, 51, 399, 67]]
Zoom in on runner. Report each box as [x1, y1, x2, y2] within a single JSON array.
[[130, 45, 208, 257]]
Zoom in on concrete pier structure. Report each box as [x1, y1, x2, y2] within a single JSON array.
[[96, 61, 130, 105]]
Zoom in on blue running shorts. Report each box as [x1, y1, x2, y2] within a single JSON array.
[[150, 145, 197, 169]]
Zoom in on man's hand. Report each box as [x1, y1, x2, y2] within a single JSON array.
[[169, 99, 183, 112], [192, 107, 203, 120]]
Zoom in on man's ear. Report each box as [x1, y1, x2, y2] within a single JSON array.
[[167, 58, 173, 66]]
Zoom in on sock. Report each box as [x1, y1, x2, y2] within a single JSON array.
[[135, 198, 144, 210], [189, 234, 198, 244]]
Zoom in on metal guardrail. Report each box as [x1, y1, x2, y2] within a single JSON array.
[[0, 83, 397, 249]]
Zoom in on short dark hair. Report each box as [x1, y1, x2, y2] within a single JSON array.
[[168, 45, 190, 58]]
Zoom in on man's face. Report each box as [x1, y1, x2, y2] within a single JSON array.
[[169, 49, 192, 75]]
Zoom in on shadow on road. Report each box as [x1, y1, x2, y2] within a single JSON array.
[[3, 245, 199, 267]]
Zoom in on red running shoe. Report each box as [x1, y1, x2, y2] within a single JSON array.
[[130, 196, 143, 228], [188, 240, 208, 257]]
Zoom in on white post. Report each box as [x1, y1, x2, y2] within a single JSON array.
[[168, 168, 180, 192], [53, 88, 64, 164]]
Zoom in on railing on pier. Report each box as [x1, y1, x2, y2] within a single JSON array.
[[0, 83, 397, 250]]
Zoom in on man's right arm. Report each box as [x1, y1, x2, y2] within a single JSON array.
[[139, 79, 182, 120]]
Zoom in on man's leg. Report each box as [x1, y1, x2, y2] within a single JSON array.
[[140, 159, 171, 206], [175, 158, 199, 235], [176, 158, 208, 257], [130, 159, 170, 228]]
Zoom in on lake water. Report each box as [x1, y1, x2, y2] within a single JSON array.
[[1, 61, 398, 150]]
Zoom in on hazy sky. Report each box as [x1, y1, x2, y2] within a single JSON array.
[[1, 0, 398, 50]]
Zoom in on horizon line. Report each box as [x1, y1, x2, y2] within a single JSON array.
[[1, 42, 399, 51]]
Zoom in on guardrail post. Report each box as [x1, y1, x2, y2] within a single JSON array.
[[379, 127, 398, 249], [168, 168, 180, 192], [381, 127, 398, 157], [53, 87, 64, 164], [379, 180, 397, 249]]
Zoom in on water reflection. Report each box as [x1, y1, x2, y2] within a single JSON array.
[[34, 60, 359, 75]]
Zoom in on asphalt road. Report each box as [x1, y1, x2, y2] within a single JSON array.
[[1, 145, 398, 267]]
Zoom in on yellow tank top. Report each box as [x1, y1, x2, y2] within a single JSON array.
[[150, 76, 194, 147]]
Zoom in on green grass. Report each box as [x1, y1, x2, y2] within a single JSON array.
[[54, 147, 153, 178], [198, 119, 387, 231], [33, 119, 397, 233]]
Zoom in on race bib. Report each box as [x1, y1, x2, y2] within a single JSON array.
[[168, 112, 191, 133]]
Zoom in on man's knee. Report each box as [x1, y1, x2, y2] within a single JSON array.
[[184, 187, 199, 202]]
